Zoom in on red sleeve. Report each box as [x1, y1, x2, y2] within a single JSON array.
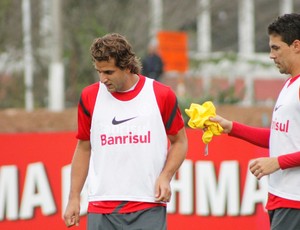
[[153, 81, 184, 135], [229, 122, 270, 148], [278, 152, 300, 169], [76, 82, 99, 140], [230, 122, 300, 169]]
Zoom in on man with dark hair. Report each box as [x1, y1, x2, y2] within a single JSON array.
[[211, 14, 300, 230], [63, 33, 188, 230], [142, 42, 164, 81]]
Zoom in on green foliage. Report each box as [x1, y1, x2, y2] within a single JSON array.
[[0, 74, 25, 108], [216, 85, 242, 104]]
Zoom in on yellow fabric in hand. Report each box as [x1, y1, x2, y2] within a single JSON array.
[[185, 101, 223, 144]]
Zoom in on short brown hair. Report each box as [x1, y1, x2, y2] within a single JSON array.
[[90, 33, 142, 74]]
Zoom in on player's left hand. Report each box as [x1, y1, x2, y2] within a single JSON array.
[[154, 175, 172, 203], [249, 157, 280, 180]]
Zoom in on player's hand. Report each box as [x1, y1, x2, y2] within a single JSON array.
[[154, 175, 172, 203], [249, 157, 280, 180], [63, 198, 81, 228], [209, 115, 233, 134]]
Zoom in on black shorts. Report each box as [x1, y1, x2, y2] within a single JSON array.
[[88, 206, 166, 230], [269, 208, 300, 230]]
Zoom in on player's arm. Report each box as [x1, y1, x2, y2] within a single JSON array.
[[278, 151, 300, 169], [210, 115, 270, 148], [249, 151, 300, 180], [155, 127, 188, 203], [165, 127, 188, 179], [153, 82, 188, 202], [64, 140, 91, 227]]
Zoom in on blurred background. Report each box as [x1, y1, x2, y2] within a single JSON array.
[[1, 1, 299, 229], [0, 0, 299, 116]]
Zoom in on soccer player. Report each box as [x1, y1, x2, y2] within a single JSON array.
[[211, 13, 300, 230], [63, 33, 188, 230]]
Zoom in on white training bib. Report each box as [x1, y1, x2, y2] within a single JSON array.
[[269, 77, 300, 200], [88, 78, 168, 202]]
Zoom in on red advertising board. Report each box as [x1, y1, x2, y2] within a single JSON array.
[[0, 129, 269, 230]]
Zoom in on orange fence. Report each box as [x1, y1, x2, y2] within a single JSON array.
[[157, 31, 188, 73]]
